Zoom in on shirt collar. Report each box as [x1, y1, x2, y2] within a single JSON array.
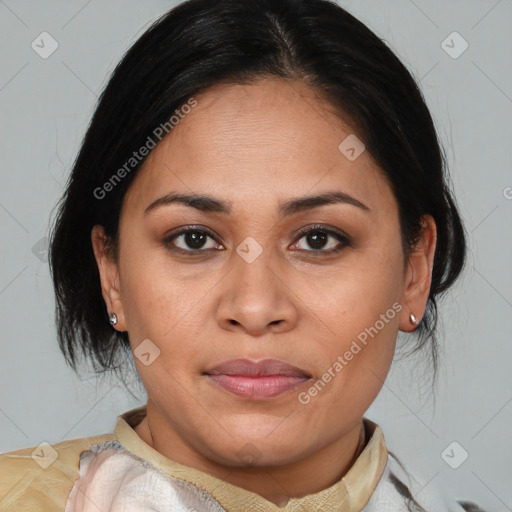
[[114, 406, 388, 512]]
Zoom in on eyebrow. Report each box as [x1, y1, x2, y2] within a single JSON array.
[[144, 190, 370, 217]]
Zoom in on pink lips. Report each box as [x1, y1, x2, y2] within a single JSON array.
[[204, 358, 312, 400]]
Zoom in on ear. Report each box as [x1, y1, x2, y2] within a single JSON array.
[[399, 215, 437, 333], [91, 225, 127, 332]]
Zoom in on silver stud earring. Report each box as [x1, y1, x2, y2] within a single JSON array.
[[109, 313, 118, 326], [409, 313, 420, 326]]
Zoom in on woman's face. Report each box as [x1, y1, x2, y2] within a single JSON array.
[[94, 78, 433, 468]]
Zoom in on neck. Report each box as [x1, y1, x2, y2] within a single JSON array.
[[133, 400, 365, 506]]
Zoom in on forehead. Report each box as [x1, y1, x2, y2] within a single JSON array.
[[122, 78, 396, 218]]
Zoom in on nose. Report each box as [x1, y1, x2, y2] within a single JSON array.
[[216, 248, 299, 336]]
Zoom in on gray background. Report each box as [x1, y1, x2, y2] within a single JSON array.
[[0, 0, 511, 509]]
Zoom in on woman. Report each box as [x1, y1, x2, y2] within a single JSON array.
[[0, 0, 483, 510]]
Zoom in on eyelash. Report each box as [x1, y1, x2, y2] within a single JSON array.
[[163, 224, 351, 256]]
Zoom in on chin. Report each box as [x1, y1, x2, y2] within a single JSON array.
[[203, 425, 312, 468]]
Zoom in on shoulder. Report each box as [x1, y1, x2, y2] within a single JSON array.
[[0, 432, 115, 511], [365, 451, 488, 512]]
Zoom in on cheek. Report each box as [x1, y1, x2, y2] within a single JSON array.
[[117, 244, 221, 372], [299, 240, 403, 407], [117, 245, 185, 340], [298, 315, 398, 432], [307, 238, 404, 332]]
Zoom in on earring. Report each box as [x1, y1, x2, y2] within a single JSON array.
[[109, 313, 118, 326], [409, 313, 420, 326]]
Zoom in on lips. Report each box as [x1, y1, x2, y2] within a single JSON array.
[[203, 358, 312, 400]]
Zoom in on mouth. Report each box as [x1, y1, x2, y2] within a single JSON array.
[[203, 358, 313, 400]]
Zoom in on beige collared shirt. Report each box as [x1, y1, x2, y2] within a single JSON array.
[[0, 406, 388, 511]]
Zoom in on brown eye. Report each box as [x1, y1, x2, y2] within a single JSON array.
[[305, 231, 329, 249], [164, 227, 224, 252], [292, 225, 351, 254]]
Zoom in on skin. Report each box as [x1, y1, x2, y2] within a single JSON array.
[[92, 77, 436, 506]]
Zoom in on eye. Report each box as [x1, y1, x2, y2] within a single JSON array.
[[291, 225, 351, 254], [164, 226, 224, 252], [164, 224, 350, 255]]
